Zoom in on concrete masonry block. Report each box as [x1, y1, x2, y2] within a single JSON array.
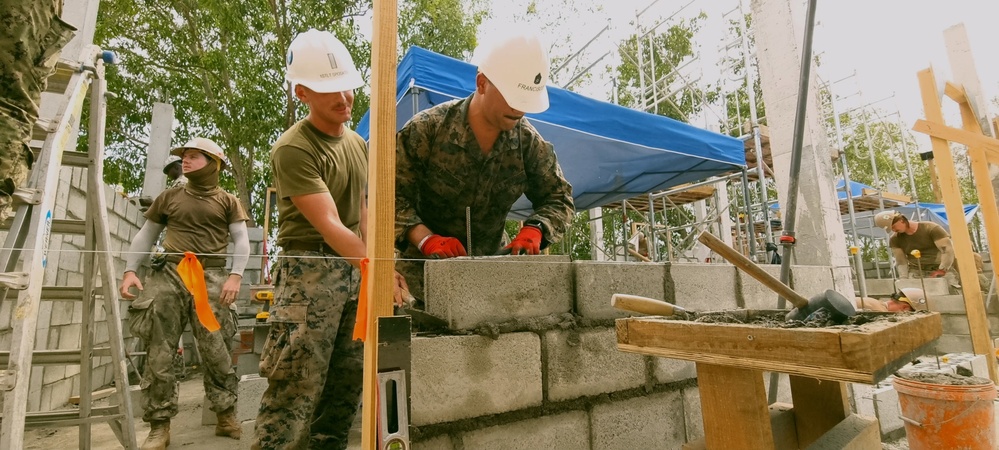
[[669, 263, 738, 311], [50, 302, 74, 327], [57, 323, 81, 349], [682, 386, 704, 443], [653, 357, 697, 385], [109, 384, 143, 418], [42, 366, 66, 385], [790, 265, 836, 297], [591, 390, 686, 450], [762, 372, 793, 405], [831, 266, 855, 296], [574, 261, 667, 320], [871, 384, 903, 437], [202, 374, 267, 425], [739, 263, 783, 309], [459, 411, 589, 450], [424, 256, 573, 330], [895, 278, 950, 296], [545, 327, 645, 402], [411, 333, 542, 425]]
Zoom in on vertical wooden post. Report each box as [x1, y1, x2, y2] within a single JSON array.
[[361, 0, 398, 447], [916, 67, 998, 383]]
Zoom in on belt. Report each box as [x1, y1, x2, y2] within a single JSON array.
[[282, 241, 338, 256], [163, 254, 227, 268]]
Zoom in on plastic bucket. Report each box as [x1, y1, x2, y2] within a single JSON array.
[[893, 376, 997, 450]]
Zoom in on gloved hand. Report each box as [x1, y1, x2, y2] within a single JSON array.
[[928, 269, 947, 278], [505, 225, 542, 255], [419, 235, 467, 258]]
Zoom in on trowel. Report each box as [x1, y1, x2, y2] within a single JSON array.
[[397, 292, 449, 331], [610, 293, 749, 322]]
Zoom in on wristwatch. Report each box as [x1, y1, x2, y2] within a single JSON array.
[[524, 219, 545, 233]]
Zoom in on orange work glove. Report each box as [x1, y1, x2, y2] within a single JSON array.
[[928, 269, 947, 278], [505, 226, 543, 255], [420, 235, 467, 258]]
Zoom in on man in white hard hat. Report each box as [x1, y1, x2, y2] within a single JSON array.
[[253, 29, 409, 450], [120, 137, 249, 449], [394, 29, 574, 299], [163, 155, 186, 188]]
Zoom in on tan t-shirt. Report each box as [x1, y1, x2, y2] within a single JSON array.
[[271, 119, 368, 246], [889, 221, 949, 269], [145, 187, 249, 255]]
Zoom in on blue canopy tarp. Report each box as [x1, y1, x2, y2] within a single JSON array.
[[841, 202, 980, 239], [357, 47, 745, 218]]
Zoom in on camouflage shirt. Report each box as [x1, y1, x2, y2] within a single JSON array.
[[395, 96, 573, 256]]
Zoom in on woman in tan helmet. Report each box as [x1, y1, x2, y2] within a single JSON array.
[[119, 137, 249, 449]]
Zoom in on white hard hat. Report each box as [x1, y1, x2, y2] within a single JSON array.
[[285, 29, 363, 93], [873, 210, 900, 229], [898, 287, 927, 311], [162, 155, 182, 174], [472, 31, 550, 114], [170, 137, 227, 169]]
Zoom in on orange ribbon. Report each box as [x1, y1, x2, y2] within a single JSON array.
[[176, 251, 221, 333], [353, 258, 370, 342]]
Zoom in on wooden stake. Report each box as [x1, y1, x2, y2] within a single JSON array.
[[915, 67, 998, 383], [361, 0, 398, 447]]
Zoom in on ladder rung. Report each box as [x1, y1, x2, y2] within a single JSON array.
[[22, 406, 125, 429], [4, 286, 92, 301], [0, 348, 112, 366], [31, 118, 56, 141], [43, 62, 78, 94], [51, 218, 86, 234], [60, 150, 91, 167]]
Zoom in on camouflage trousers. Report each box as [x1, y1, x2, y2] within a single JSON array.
[[127, 264, 238, 423], [0, 0, 75, 200], [253, 251, 362, 450]]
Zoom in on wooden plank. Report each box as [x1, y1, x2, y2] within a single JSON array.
[[696, 363, 774, 449], [916, 68, 998, 383], [616, 312, 941, 384], [359, 0, 399, 447], [838, 312, 942, 376], [789, 376, 849, 447], [682, 402, 799, 450], [859, 188, 910, 204], [912, 119, 999, 164], [68, 388, 116, 405]]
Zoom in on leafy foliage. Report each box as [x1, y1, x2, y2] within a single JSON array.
[[94, 0, 484, 226]]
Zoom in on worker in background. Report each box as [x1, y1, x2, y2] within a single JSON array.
[[0, 0, 75, 219], [120, 137, 248, 449], [163, 154, 186, 187], [876, 211, 988, 294], [252, 29, 408, 450], [854, 287, 927, 312], [395, 28, 574, 299]]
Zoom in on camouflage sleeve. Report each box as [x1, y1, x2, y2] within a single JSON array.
[[394, 117, 429, 250], [522, 132, 574, 246]]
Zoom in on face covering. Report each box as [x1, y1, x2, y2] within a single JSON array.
[[183, 155, 222, 196]]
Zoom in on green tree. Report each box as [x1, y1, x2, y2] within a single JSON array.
[[94, 0, 484, 225], [614, 12, 710, 122]]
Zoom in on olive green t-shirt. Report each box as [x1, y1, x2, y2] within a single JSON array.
[[144, 187, 249, 255], [271, 119, 368, 246], [889, 221, 949, 268]]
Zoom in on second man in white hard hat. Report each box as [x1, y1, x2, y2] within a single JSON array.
[[394, 28, 574, 300], [252, 28, 409, 450]]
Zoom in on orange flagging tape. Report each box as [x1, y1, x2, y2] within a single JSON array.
[[353, 258, 370, 342], [176, 251, 221, 333]]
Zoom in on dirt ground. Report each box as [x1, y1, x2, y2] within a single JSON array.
[[21, 370, 995, 450], [22, 372, 362, 450]]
